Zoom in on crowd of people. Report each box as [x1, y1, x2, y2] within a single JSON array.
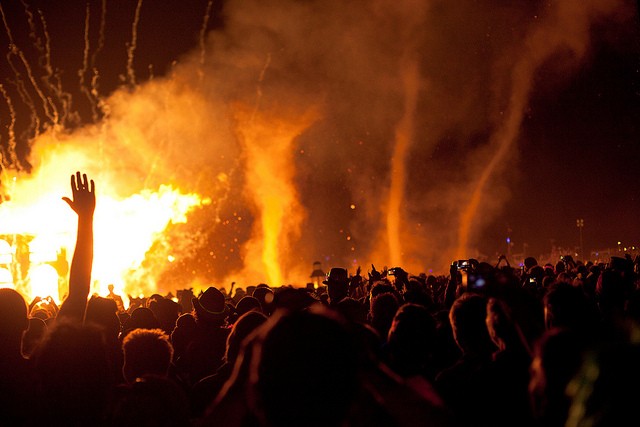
[[1, 171, 639, 426]]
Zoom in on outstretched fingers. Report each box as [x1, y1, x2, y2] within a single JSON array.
[[63, 171, 96, 216]]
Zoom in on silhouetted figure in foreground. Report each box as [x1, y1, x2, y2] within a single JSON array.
[[108, 375, 190, 427], [529, 328, 586, 427], [35, 320, 111, 425], [191, 310, 267, 417], [485, 297, 535, 427], [386, 303, 438, 381], [173, 287, 230, 387], [436, 293, 496, 427], [0, 288, 33, 426]]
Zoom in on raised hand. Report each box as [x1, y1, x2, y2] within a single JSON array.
[[62, 171, 95, 217], [57, 171, 96, 321]]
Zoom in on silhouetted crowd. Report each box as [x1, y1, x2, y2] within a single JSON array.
[[1, 172, 640, 426]]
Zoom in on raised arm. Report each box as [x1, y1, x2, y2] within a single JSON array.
[[57, 172, 95, 321], [444, 261, 459, 308]]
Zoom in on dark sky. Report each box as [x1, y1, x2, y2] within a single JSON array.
[[516, 33, 640, 260], [508, 27, 640, 258], [0, 0, 639, 276]]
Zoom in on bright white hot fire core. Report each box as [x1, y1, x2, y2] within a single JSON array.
[[0, 136, 205, 306]]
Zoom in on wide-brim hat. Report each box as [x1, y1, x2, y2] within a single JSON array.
[[323, 267, 348, 285], [192, 287, 229, 320]]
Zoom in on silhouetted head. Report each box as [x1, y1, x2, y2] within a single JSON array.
[[273, 287, 318, 312], [524, 257, 538, 271], [235, 296, 262, 317], [122, 328, 174, 383], [596, 268, 634, 317], [449, 293, 495, 355], [324, 267, 349, 305], [387, 303, 436, 377], [121, 307, 159, 339], [370, 292, 400, 340], [529, 328, 585, 423], [0, 288, 28, 340], [370, 282, 402, 304], [35, 320, 110, 423], [252, 286, 275, 316], [250, 306, 359, 427], [170, 313, 197, 360], [544, 282, 594, 331], [85, 296, 120, 342], [225, 310, 267, 363], [146, 294, 164, 308], [148, 297, 182, 334], [486, 297, 518, 350], [192, 287, 229, 326]]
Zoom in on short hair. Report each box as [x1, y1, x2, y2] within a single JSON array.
[[122, 328, 173, 383], [449, 293, 493, 353]]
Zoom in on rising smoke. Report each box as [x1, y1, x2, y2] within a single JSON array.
[[0, 0, 635, 295]]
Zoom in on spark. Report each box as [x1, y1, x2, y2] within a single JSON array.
[[90, 0, 107, 95], [126, 0, 143, 87], [38, 8, 72, 125], [79, 3, 96, 118], [0, 84, 19, 169], [198, 0, 214, 81], [0, 3, 41, 143], [20, 0, 59, 125], [2, 3, 57, 125]]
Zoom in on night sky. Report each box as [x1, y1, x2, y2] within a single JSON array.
[[0, 0, 639, 279]]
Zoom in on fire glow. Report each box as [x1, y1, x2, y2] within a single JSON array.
[[0, 140, 204, 304], [0, 0, 633, 304], [236, 108, 319, 287]]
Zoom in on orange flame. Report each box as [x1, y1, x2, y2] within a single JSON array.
[[234, 107, 318, 287], [0, 146, 204, 305], [386, 58, 420, 268], [0, 75, 219, 305]]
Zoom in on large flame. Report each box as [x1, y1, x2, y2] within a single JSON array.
[[0, 0, 632, 287], [0, 76, 215, 305], [235, 108, 318, 286], [0, 145, 204, 304]]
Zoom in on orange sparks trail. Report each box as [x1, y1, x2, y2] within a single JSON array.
[[126, 0, 143, 86], [235, 108, 318, 287]]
